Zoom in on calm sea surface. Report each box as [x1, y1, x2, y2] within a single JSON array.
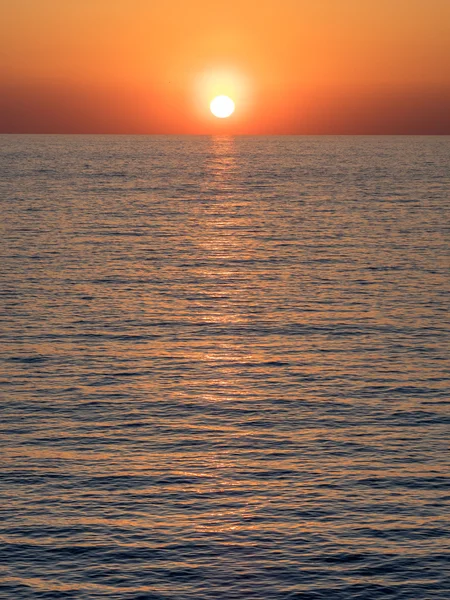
[[1, 135, 449, 599]]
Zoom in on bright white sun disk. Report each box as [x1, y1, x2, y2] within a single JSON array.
[[210, 95, 235, 118]]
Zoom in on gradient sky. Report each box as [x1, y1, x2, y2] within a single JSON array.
[[1, 0, 450, 134]]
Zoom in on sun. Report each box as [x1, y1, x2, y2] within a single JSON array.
[[210, 95, 235, 119]]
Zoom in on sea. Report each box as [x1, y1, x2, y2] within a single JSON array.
[[1, 135, 449, 599]]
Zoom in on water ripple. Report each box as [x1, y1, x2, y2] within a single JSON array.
[[1, 135, 449, 599]]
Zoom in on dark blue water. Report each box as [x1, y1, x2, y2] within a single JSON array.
[[1, 135, 449, 599]]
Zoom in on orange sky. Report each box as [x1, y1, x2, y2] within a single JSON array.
[[1, 0, 449, 134]]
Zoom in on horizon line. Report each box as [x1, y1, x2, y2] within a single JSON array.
[[1, 132, 450, 137]]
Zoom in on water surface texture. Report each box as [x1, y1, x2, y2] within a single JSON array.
[[1, 135, 449, 599]]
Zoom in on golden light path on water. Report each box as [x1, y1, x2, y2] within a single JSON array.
[[170, 136, 266, 532]]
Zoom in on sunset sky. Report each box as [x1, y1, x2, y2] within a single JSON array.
[[1, 0, 449, 134]]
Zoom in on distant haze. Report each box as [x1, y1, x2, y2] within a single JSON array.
[[1, 0, 450, 134]]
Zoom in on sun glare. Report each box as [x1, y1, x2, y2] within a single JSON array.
[[210, 95, 235, 119]]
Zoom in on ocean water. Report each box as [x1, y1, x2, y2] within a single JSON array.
[[0, 135, 449, 599]]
